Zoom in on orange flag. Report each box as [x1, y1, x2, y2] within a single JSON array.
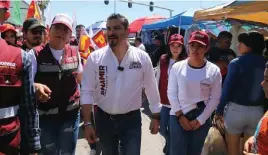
[[79, 28, 94, 59], [26, 0, 41, 20], [92, 30, 107, 48]]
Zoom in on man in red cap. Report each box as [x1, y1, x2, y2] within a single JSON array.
[[0, 0, 41, 154], [29, 13, 83, 154]]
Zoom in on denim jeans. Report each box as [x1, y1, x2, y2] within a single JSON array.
[[39, 109, 80, 155], [96, 107, 142, 155], [169, 105, 210, 155], [159, 106, 171, 154]]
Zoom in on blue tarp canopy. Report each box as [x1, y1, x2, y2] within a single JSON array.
[[142, 8, 200, 31]]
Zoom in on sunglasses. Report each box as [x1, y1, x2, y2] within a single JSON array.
[[31, 29, 44, 35]]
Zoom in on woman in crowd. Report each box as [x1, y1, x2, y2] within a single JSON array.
[[216, 31, 266, 155], [155, 34, 187, 154], [1, 23, 17, 44], [168, 31, 222, 155], [244, 62, 268, 155]]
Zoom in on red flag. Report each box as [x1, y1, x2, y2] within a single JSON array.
[[92, 30, 107, 48], [26, 0, 41, 19]]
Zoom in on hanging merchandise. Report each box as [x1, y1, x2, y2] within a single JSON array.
[[141, 30, 153, 45]]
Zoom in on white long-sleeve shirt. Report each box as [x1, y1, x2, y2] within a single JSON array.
[[167, 59, 222, 125], [81, 45, 161, 114]]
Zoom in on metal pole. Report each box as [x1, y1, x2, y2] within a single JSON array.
[[119, 0, 174, 15], [170, 10, 172, 18], [114, 0, 117, 13]]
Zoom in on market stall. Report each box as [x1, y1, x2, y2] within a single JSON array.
[[142, 8, 200, 31]]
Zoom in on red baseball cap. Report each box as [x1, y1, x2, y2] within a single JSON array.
[[168, 34, 184, 45], [1, 23, 16, 33], [188, 31, 209, 46], [0, 0, 10, 9]]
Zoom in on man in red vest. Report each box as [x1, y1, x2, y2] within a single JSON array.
[[0, 0, 41, 154], [30, 13, 83, 154]]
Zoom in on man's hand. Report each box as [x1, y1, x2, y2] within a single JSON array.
[[244, 136, 254, 154], [178, 116, 192, 131], [84, 125, 97, 144], [34, 83, 52, 102], [189, 119, 201, 130], [149, 118, 160, 134]]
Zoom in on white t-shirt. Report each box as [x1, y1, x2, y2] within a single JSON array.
[[80, 45, 161, 114], [30, 46, 83, 79], [168, 59, 222, 125], [138, 44, 146, 51]]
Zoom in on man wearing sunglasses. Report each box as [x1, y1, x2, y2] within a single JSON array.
[[21, 18, 45, 52]]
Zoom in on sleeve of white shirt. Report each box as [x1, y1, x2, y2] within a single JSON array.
[[143, 53, 162, 114], [77, 51, 83, 73], [80, 54, 96, 105], [155, 64, 160, 87], [196, 68, 222, 125], [167, 64, 181, 113]]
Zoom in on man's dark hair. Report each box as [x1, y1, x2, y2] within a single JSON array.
[[238, 31, 265, 55], [107, 13, 129, 29], [218, 31, 232, 40], [76, 24, 85, 29], [135, 37, 142, 43]]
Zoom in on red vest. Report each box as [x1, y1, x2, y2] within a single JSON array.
[[159, 54, 170, 105], [34, 44, 80, 114], [0, 39, 21, 154]]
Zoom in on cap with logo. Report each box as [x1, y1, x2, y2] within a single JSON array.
[[51, 14, 73, 31], [1, 23, 16, 33], [188, 31, 209, 46], [168, 34, 184, 45], [23, 18, 45, 31]]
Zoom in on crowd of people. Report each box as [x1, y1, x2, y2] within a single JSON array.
[[133, 14, 268, 155], [1, 0, 268, 155]]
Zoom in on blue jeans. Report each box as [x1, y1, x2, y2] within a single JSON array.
[[96, 107, 141, 155], [39, 110, 80, 155], [159, 106, 171, 154], [169, 106, 210, 155]]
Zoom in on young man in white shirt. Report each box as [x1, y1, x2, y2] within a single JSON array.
[[168, 31, 222, 155], [81, 13, 162, 155]]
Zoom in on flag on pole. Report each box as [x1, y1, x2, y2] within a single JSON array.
[[72, 11, 77, 36], [44, 1, 52, 27], [92, 30, 107, 48], [79, 27, 94, 59], [26, 0, 41, 20]]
